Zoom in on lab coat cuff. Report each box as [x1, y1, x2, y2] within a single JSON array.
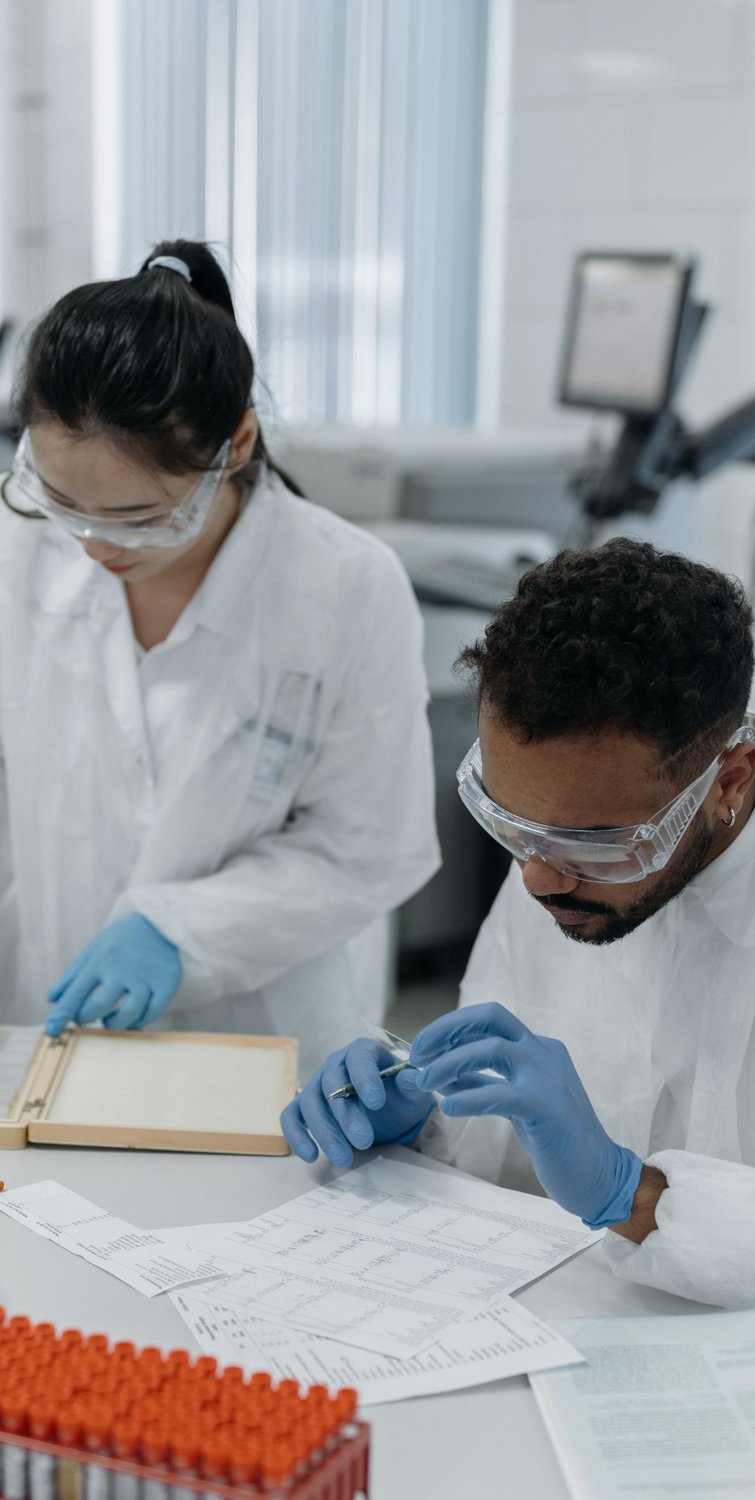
[[603, 1149, 755, 1308]]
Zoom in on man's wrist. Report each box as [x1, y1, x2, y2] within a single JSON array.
[[609, 1162, 668, 1244]]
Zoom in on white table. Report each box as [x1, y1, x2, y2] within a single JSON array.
[[0, 1144, 705, 1499]]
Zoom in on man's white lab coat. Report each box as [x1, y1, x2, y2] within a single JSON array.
[[0, 473, 439, 1071], [419, 808, 755, 1308]]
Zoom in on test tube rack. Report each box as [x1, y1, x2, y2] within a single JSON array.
[[0, 1311, 370, 1500]]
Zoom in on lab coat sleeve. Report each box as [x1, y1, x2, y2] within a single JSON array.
[[114, 546, 440, 1007], [603, 1149, 755, 1308]]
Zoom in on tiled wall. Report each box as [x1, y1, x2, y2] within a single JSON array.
[[500, 0, 755, 577]]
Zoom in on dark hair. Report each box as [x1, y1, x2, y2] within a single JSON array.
[[12, 238, 302, 494], [458, 537, 754, 774]]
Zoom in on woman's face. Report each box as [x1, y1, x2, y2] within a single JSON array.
[[27, 418, 255, 582]]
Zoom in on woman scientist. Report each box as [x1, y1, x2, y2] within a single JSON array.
[[0, 240, 439, 1069]]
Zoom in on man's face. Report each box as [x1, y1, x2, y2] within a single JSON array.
[[478, 710, 720, 945]]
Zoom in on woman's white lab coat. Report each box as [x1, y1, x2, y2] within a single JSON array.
[[419, 805, 755, 1308], [0, 472, 439, 1071]]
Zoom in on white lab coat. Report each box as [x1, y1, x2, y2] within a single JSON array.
[[419, 807, 755, 1308], [0, 472, 439, 1072]]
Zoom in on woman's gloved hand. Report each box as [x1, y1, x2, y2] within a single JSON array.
[[281, 1038, 435, 1168], [46, 914, 182, 1035], [410, 1002, 643, 1230]]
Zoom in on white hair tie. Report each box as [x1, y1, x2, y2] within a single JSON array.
[[147, 255, 192, 283]]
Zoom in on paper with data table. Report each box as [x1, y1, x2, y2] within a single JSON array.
[[0, 1180, 221, 1297], [170, 1285, 584, 1406], [169, 1156, 602, 1358]]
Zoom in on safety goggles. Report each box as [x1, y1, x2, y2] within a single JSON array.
[[456, 719, 755, 884], [4, 430, 231, 550]]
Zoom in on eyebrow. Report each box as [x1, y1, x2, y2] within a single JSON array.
[[479, 775, 629, 833], [36, 468, 166, 516]]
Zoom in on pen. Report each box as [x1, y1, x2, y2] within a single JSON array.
[[327, 1059, 416, 1101]]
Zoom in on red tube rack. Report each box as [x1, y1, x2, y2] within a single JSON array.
[[0, 1309, 370, 1500]]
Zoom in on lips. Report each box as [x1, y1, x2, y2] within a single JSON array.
[[103, 562, 134, 574], [542, 906, 592, 927]]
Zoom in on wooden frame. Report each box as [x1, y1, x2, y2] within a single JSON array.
[[0, 1028, 298, 1155]]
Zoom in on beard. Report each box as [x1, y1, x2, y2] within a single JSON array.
[[535, 814, 714, 946]]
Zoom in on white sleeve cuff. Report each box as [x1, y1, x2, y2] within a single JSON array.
[[604, 1149, 755, 1308]]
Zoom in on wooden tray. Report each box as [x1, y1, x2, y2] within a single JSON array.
[[0, 1027, 298, 1154]]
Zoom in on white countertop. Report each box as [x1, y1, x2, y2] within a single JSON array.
[[0, 1143, 705, 1499]]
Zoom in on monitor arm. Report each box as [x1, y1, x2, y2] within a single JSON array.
[[566, 298, 755, 522]]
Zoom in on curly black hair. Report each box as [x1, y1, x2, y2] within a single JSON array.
[[458, 538, 754, 773]]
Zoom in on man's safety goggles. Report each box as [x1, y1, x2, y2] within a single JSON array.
[[456, 720, 755, 884], [3, 430, 231, 550]]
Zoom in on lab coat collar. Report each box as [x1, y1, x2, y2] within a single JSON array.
[[167, 473, 278, 644]]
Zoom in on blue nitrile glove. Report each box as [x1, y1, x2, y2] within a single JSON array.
[[46, 914, 182, 1036], [281, 1038, 435, 1168], [410, 1002, 643, 1230]]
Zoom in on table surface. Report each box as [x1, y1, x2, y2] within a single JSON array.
[[0, 1143, 705, 1500]]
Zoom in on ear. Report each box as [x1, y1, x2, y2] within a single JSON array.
[[228, 408, 259, 473], [713, 744, 755, 823]]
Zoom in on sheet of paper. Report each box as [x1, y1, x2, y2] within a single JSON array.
[[177, 1154, 602, 1310], [168, 1253, 471, 1358], [0, 1181, 220, 1298], [529, 1310, 755, 1499], [171, 1286, 584, 1406]]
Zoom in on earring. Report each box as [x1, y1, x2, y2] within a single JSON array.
[[723, 807, 737, 828]]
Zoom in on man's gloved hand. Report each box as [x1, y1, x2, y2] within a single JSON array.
[[281, 1038, 435, 1168], [410, 1002, 642, 1230], [46, 914, 182, 1036]]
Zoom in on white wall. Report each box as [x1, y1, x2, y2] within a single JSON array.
[[500, 0, 755, 578], [0, 0, 93, 394]]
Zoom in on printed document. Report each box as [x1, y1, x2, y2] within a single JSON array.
[[171, 1285, 584, 1405], [529, 1310, 755, 1499], [165, 1155, 601, 1359], [0, 1180, 220, 1297]]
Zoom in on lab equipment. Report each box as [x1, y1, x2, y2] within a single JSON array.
[[281, 1039, 432, 1168], [5, 432, 231, 549], [47, 915, 182, 1035], [559, 252, 694, 416], [327, 1023, 415, 1101], [0, 1309, 370, 1500], [326, 1059, 414, 1102], [456, 718, 755, 883], [559, 248, 755, 528], [411, 1002, 643, 1229], [0, 468, 438, 1072], [0, 1029, 297, 1155]]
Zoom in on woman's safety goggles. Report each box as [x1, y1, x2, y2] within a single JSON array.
[[456, 721, 755, 884], [4, 430, 231, 550]]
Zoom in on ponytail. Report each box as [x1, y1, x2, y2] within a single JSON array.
[[13, 238, 304, 497]]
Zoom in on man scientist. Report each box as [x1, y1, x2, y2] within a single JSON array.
[[283, 538, 755, 1309]]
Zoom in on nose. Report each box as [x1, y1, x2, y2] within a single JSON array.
[[520, 854, 580, 899]]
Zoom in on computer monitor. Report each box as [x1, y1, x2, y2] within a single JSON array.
[[558, 253, 693, 416]]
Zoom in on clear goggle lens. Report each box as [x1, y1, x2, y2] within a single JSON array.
[[457, 723, 755, 885], [5, 431, 231, 550]]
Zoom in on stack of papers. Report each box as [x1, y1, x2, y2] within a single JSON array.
[[165, 1156, 599, 1403], [529, 1310, 755, 1499], [0, 1156, 603, 1401]]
